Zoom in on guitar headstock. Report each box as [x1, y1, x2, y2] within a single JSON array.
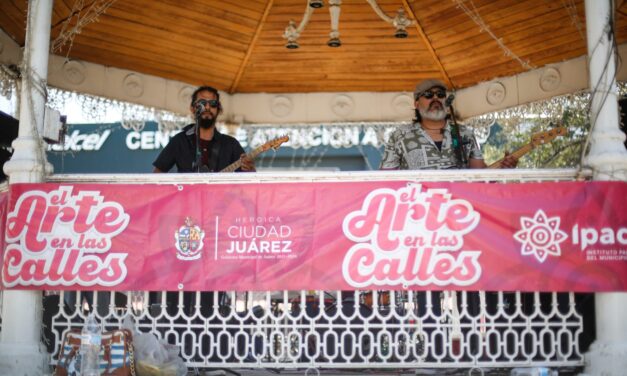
[[260, 135, 290, 152], [530, 125, 567, 147]]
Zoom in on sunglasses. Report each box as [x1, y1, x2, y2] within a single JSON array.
[[420, 90, 446, 100], [195, 99, 220, 108]]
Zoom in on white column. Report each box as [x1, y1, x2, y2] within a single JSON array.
[[584, 0, 627, 179], [0, 1, 53, 375], [583, 1, 627, 375]]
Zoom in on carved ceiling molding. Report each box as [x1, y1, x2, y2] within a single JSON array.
[[122, 73, 144, 98], [270, 95, 294, 118], [540, 67, 561, 92], [62, 60, 87, 85], [331, 94, 355, 117], [486, 82, 506, 106]]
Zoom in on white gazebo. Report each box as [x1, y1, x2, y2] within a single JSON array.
[[0, 1, 626, 375]]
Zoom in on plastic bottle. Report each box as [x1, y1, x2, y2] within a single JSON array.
[[80, 313, 102, 376], [510, 367, 558, 376]]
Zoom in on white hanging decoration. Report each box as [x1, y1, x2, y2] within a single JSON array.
[[52, 0, 117, 54], [46, 87, 189, 130], [0, 64, 19, 99], [463, 89, 597, 133]]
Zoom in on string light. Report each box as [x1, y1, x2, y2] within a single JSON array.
[[464, 90, 595, 135], [46, 87, 190, 130], [453, 0, 535, 70], [52, 0, 116, 54], [0, 65, 18, 99], [560, 0, 585, 42]]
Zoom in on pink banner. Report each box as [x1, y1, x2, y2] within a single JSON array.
[[1, 181, 626, 292]]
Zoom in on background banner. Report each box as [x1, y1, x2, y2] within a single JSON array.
[[1, 181, 626, 291]]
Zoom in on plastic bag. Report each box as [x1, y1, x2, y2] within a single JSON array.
[[121, 316, 187, 376]]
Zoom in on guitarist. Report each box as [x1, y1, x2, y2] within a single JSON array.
[[379, 78, 518, 327], [380, 79, 518, 170], [151, 86, 253, 336], [153, 85, 255, 173]]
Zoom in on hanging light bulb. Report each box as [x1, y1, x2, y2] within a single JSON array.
[[283, 4, 315, 49], [327, 0, 342, 47], [394, 28, 408, 38], [284, 0, 415, 48], [284, 20, 300, 49], [392, 9, 411, 38], [327, 37, 341, 47]]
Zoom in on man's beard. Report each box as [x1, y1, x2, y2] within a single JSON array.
[[419, 106, 447, 121], [198, 116, 216, 129], [418, 100, 447, 121]]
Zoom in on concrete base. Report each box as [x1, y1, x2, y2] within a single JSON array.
[[583, 340, 627, 376], [0, 342, 50, 376]]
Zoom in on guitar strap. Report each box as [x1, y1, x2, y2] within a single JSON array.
[[448, 107, 467, 169], [450, 124, 466, 168]]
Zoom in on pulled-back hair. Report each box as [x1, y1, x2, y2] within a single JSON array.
[[190, 85, 222, 114], [191, 86, 220, 105]]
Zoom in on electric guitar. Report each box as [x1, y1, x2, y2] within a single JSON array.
[[220, 135, 289, 172], [487, 126, 567, 169]]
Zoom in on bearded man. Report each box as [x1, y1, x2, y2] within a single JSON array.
[[380, 79, 517, 170], [153, 85, 255, 173]]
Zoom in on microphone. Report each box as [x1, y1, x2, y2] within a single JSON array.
[[194, 101, 206, 118], [445, 94, 455, 107]]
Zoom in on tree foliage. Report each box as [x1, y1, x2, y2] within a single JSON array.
[[481, 106, 590, 168]]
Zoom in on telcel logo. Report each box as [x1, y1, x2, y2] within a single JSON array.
[[49, 130, 111, 151]]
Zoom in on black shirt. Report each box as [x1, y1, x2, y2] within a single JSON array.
[[153, 124, 246, 173], [199, 138, 215, 168]]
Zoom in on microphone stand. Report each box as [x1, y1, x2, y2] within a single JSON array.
[[193, 113, 202, 173], [448, 104, 467, 169]]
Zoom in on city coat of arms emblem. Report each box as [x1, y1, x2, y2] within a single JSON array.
[[174, 217, 205, 260]]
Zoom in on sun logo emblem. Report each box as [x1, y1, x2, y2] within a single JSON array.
[[513, 209, 568, 263]]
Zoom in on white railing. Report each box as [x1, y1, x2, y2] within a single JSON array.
[[7, 169, 592, 372], [46, 168, 590, 184], [46, 290, 584, 371]]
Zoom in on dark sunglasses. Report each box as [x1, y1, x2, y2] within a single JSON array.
[[195, 99, 220, 108], [420, 90, 446, 100]]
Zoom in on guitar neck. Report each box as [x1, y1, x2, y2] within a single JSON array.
[[220, 145, 266, 173], [487, 143, 534, 169]]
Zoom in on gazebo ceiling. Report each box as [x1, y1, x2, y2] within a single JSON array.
[[1, 0, 627, 94]]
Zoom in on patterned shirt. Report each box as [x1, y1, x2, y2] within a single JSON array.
[[379, 121, 483, 170]]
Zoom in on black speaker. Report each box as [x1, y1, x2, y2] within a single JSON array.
[[0, 111, 18, 144], [618, 98, 627, 149], [0, 111, 19, 182]]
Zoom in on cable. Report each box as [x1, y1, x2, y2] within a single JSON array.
[[578, 0, 621, 175]]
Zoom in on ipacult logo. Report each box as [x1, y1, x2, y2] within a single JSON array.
[[514, 209, 627, 262], [513, 210, 567, 263]]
